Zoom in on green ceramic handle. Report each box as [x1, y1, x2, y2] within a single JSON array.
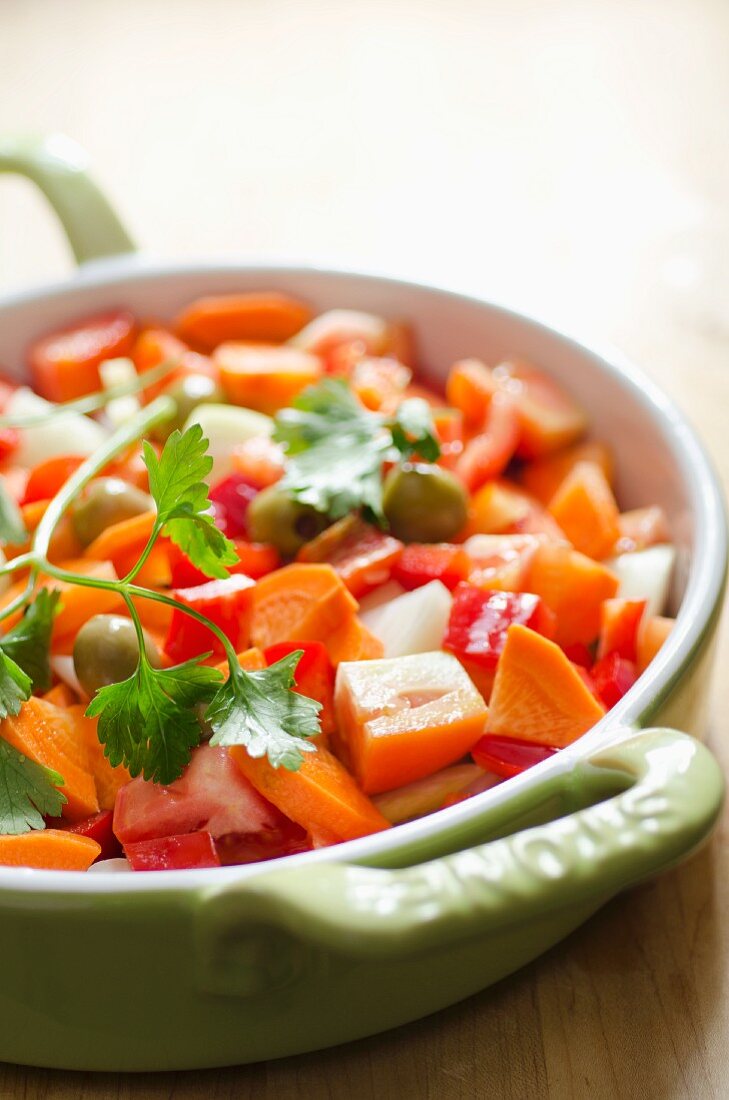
[[196, 728, 723, 991], [0, 134, 135, 264]]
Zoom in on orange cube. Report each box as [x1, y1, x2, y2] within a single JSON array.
[[526, 542, 619, 646], [548, 461, 620, 559]]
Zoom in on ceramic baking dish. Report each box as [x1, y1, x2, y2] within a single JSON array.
[[0, 136, 725, 1071]]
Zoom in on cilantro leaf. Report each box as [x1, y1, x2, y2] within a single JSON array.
[[87, 656, 223, 785], [207, 652, 321, 770], [0, 739, 66, 835], [0, 651, 32, 720], [0, 480, 27, 546], [143, 425, 238, 580], [0, 590, 60, 692], [273, 379, 440, 523]]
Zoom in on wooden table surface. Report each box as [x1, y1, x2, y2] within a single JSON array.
[[1, 0, 729, 1095]]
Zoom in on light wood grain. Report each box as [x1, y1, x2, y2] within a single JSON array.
[[1, 0, 728, 1096]]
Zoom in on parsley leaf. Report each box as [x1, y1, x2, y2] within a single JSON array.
[[143, 425, 238, 580], [87, 656, 223, 784], [207, 652, 321, 770], [0, 739, 66, 835], [0, 651, 32, 720], [273, 379, 441, 523], [0, 590, 60, 692], [0, 480, 27, 546]]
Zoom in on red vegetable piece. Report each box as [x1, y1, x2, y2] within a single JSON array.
[[28, 310, 137, 402], [208, 473, 259, 538], [22, 454, 86, 504], [48, 809, 122, 862], [0, 427, 19, 461], [264, 641, 336, 736], [168, 539, 280, 587], [597, 598, 647, 662], [472, 734, 559, 778], [125, 831, 221, 871], [561, 642, 593, 668], [591, 653, 638, 709], [455, 390, 521, 491], [444, 584, 557, 671], [297, 516, 403, 598], [164, 574, 256, 662], [393, 543, 471, 592]]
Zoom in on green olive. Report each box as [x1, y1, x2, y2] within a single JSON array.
[[71, 478, 153, 546], [246, 486, 330, 556], [73, 615, 161, 698], [154, 373, 226, 441], [382, 463, 468, 542]]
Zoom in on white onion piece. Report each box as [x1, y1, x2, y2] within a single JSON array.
[[100, 357, 140, 429], [358, 580, 407, 625], [363, 580, 452, 658], [289, 309, 389, 355], [87, 858, 132, 874], [373, 763, 485, 824], [183, 404, 273, 479], [5, 387, 108, 467], [50, 655, 88, 702], [605, 544, 676, 617]]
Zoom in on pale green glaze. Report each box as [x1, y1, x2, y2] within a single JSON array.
[[0, 135, 725, 1071]]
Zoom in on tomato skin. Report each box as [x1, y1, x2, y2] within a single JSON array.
[[125, 831, 221, 871], [168, 539, 280, 587], [472, 734, 558, 778], [297, 516, 403, 599], [263, 641, 336, 736], [164, 574, 256, 662], [21, 454, 85, 504], [561, 642, 594, 668], [28, 310, 137, 402], [393, 543, 471, 592], [591, 653, 638, 708], [208, 473, 259, 538], [444, 585, 556, 671], [597, 599, 646, 662]]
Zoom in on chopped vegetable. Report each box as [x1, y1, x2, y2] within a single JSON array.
[[4, 387, 108, 466], [472, 734, 559, 778], [636, 615, 674, 672], [444, 585, 556, 672], [605, 544, 676, 617], [182, 403, 273, 480], [547, 461, 620, 559], [526, 542, 620, 646], [373, 762, 487, 824], [393, 543, 471, 591], [176, 293, 312, 350], [124, 831, 221, 871], [216, 344, 323, 414], [0, 829, 101, 870], [28, 310, 137, 402], [359, 579, 452, 659], [264, 641, 336, 737], [520, 440, 614, 504], [164, 575, 255, 663], [251, 563, 358, 651], [597, 598, 646, 661], [591, 653, 638, 708], [297, 515, 403, 597]]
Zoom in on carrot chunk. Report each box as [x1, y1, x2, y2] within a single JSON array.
[[636, 615, 675, 672], [67, 706, 132, 812], [175, 293, 312, 351], [487, 624, 605, 746], [0, 830, 100, 870], [250, 563, 358, 651], [0, 559, 123, 639], [548, 461, 620, 559], [215, 343, 323, 414], [526, 542, 619, 646], [230, 743, 390, 841], [28, 310, 136, 402], [520, 441, 614, 504]]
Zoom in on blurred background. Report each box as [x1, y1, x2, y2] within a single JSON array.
[[1, 2, 729, 1095]]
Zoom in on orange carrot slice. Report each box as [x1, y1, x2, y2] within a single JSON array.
[[28, 310, 136, 402], [520, 441, 614, 504], [526, 542, 619, 646], [83, 510, 157, 571], [230, 743, 390, 841], [0, 697, 99, 820], [215, 343, 323, 414], [548, 461, 620, 559], [42, 683, 78, 708], [462, 480, 535, 538], [175, 293, 312, 351], [487, 624, 606, 746], [214, 647, 267, 675], [325, 616, 385, 665], [251, 563, 358, 651], [637, 615, 675, 672], [0, 559, 123, 639], [67, 706, 131, 812], [0, 830, 100, 870]]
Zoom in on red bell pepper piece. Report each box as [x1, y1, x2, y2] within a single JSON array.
[[591, 653, 638, 708], [164, 574, 256, 662], [0, 427, 20, 462], [455, 390, 521, 491], [393, 543, 472, 592], [22, 454, 86, 504], [208, 473, 260, 538], [561, 642, 594, 668], [168, 539, 280, 587], [47, 809, 122, 862], [597, 599, 647, 662], [125, 831, 221, 871], [444, 585, 556, 671], [297, 516, 403, 598], [263, 641, 336, 736], [472, 734, 559, 778]]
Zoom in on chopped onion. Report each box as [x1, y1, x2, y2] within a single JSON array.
[[87, 858, 132, 874], [100, 357, 140, 429], [182, 404, 273, 479], [361, 579, 452, 658], [605, 544, 676, 617], [5, 387, 107, 467]]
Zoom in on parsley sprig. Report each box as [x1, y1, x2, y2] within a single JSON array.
[[273, 378, 440, 523], [0, 739, 66, 835]]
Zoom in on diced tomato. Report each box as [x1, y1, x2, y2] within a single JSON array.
[[297, 515, 403, 598], [455, 391, 521, 491], [264, 641, 336, 736], [114, 745, 307, 864], [472, 734, 559, 778], [168, 539, 280, 587], [164, 574, 256, 662], [393, 543, 471, 591], [230, 435, 286, 489], [597, 598, 646, 662], [591, 653, 638, 708], [444, 585, 556, 671], [28, 310, 137, 402], [561, 642, 594, 668], [125, 831, 221, 871], [48, 809, 122, 862], [0, 427, 19, 461], [22, 454, 85, 504], [208, 473, 259, 538]]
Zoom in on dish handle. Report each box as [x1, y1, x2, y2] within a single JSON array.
[[195, 727, 723, 994], [0, 133, 135, 264]]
